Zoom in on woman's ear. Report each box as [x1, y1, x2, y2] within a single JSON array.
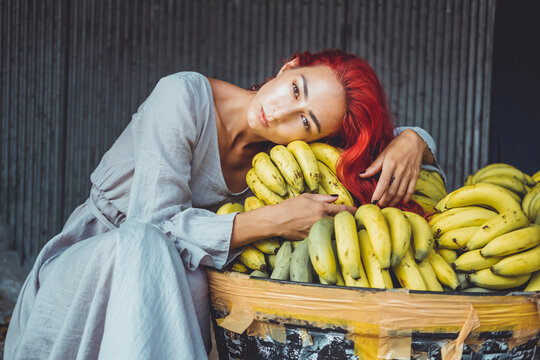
[[277, 57, 300, 76]]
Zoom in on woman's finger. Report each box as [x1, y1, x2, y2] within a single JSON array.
[[403, 173, 419, 203], [371, 163, 395, 205], [359, 153, 385, 178], [379, 174, 402, 207], [324, 203, 357, 216], [388, 177, 410, 206]]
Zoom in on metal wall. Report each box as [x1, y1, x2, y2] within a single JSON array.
[[1, 0, 497, 266]]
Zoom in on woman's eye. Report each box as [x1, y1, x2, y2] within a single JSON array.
[[292, 82, 299, 99], [302, 116, 310, 131]]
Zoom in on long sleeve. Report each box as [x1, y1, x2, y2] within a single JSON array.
[[394, 126, 447, 185], [127, 72, 237, 271]]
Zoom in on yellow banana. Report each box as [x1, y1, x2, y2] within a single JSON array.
[[415, 177, 446, 202], [452, 249, 502, 272], [216, 202, 244, 215], [466, 209, 529, 250], [440, 183, 522, 214], [419, 169, 447, 196], [473, 164, 527, 185], [317, 184, 327, 194], [403, 211, 434, 263], [287, 140, 320, 192], [437, 226, 479, 250], [524, 174, 536, 187], [269, 145, 304, 193], [430, 206, 497, 237], [527, 192, 540, 221], [480, 226, 540, 257], [382, 269, 394, 289], [286, 183, 302, 198], [252, 238, 281, 254], [307, 217, 338, 284], [246, 169, 285, 205], [467, 268, 531, 290], [490, 244, 540, 276], [435, 193, 451, 212], [523, 185, 540, 217], [252, 152, 288, 196], [426, 251, 460, 290], [239, 245, 267, 271], [342, 268, 370, 288], [289, 239, 313, 283], [231, 261, 250, 273], [524, 271, 540, 291], [317, 161, 355, 206], [381, 207, 411, 267], [417, 259, 443, 291], [334, 211, 362, 279], [309, 142, 341, 174], [244, 196, 265, 211], [532, 170, 540, 183], [355, 204, 392, 269], [270, 241, 292, 280], [266, 254, 277, 271], [476, 175, 527, 197], [358, 229, 387, 289], [392, 248, 427, 291], [412, 194, 438, 213], [438, 248, 457, 264]]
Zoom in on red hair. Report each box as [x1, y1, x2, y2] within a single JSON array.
[[255, 49, 424, 215]]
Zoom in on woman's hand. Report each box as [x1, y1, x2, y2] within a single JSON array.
[[230, 194, 356, 249], [359, 129, 434, 207]]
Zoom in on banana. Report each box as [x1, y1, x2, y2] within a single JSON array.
[[426, 251, 460, 290], [419, 169, 447, 196], [524, 271, 540, 291], [231, 261, 250, 273], [473, 164, 527, 185], [524, 174, 536, 187], [464, 175, 473, 186], [412, 194, 438, 213], [438, 249, 458, 264], [381, 269, 394, 289], [466, 210, 530, 250], [289, 239, 313, 283], [452, 249, 502, 272], [246, 169, 285, 205], [490, 244, 540, 276], [430, 206, 497, 237], [252, 238, 281, 254], [435, 193, 451, 212], [239, 245, 267, 271], [270, 241, 293, 280], [342, 268, 370, 288], [308, 217, 338, 284], [287, 140, 320, 192], [523, 185, 540, 218], [309, 142, 341, 174], [244, 196, 265, 211], [252, 152, 288, 196], [415, 177, 446, 202], [285, 183, 302, 198], [331, 240, 346, 286], [457, 271, 470, 290], [480, 225, 540, 257], [358, 229, 387, 288], [527, 192, 540, 221], [216, 202, 244, 215], [532, 170, 540, 184], [250, 270, 269, 278], [269, 145, 304, 193], [440, 183, 522, 214], [317, 184, 326, 194], [355, 204, 392, 269], [392, 248, 427, 291], [417, 259, 443, 291], [476, 175, 527, 197], [437, 226, 479, 250], [334, 211, 362, 279], [317, 161, 355, 206], [403, 211, 434, 263], [467, 268, 531, 290], [267, 254, 277, 271], [381, 207, 411, 267]]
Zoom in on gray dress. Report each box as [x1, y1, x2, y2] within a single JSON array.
[[5, 71, 444, 360]]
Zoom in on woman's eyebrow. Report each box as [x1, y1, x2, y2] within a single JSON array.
[[309, 110, 321, 133], [301, 74, 321, 133]]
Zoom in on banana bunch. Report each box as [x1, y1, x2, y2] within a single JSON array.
[[246, 141, 354, 206], [412, 169, 447, 213]]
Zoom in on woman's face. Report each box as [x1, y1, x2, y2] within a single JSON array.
[[247, 65, 346, 144]]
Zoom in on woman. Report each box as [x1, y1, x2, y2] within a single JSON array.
[[5, 49, 443, 359]]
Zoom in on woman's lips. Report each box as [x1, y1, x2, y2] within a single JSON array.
[[259, 106, 269, 128]]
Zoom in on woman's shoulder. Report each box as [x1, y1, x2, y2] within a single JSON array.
[[157, 71, 210, 97]]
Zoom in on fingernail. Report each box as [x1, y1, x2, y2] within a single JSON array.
[[330, 194, 339, 197], [371, 199, 378, 205], [360, 171, 366, 175]]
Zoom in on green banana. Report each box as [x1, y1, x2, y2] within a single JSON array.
[[307, 217, 338, 284]]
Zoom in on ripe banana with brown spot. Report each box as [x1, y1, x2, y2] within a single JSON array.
[[476, 175, 527, 197], [466, 209, 529, 250], [490, 244, 540, 276], [317, 161, 355, 206], [252, 238, 281, 254], [473, 164, 528, 185], [381, 207, 411, 267], [417, 259, 443, 291], [403, 211, 434, 263], [436, 226, 479, 250], [269, 145, 304, 193], [452, 249, 502, 272], [334, 211, 362, 280], [414, 177, 446, 202], [216, 202, 244, 215], [412, 194, 438, 213], [239, 245, 266, 271], [287, 140, 320, 192], [309, 142, 341, 174], [426, 250, 460, 290], [244, 196, 265, 211], [439, 183, 522, 214], [307, 217, 338, 284], [355, 204, 392, 269], [467, 268, 531, 290], [358, 229, 387, 289], [480, 226, 540, 258], [246, 169, 285, 205], [430, 206, 497, 237], [392, 248, 427, 291], [252, 152, 288, 196]]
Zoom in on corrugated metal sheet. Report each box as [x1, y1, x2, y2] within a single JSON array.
[[1, 0, 496, 266]]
